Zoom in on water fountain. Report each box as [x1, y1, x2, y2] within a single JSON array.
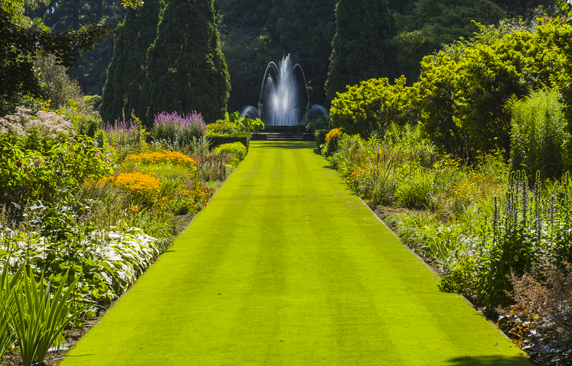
[[239, 55, 328, 127]]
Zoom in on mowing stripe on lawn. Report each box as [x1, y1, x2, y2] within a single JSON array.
[[62, 141, 531, 366]]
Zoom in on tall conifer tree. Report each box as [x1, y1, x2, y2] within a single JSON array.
[[100, 0, 162, 125], [146, 0, 230, 124], [325, 0, 392, 102]]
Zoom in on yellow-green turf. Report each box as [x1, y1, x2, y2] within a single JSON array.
[[61, 141, 531, 366]]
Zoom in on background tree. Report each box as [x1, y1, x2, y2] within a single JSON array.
[[100, 0, 163, 125], [27, 0, 126, 95], [391, 0, 504, 84], [0, 0, 108, 115], [325, 0, 393, 102], [146, 0, 230, 124]]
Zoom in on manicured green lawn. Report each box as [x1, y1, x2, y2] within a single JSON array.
[[62, 141, 530, 365]]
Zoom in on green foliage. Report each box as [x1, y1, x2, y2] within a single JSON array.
[[34, 54, 85, 110], [214, 142, 246, 165], [26, 0, 128, 96], [417, 19, 569, 160], [510, 88, 569, 183], [146, 0, 230, 124], [206, 119, 240, 137], [392, 0, 504, 83], [306, 116, 331, 132], [102, 116, 148, 163], [231, 115, 264, 133], [0, 5, 110, 116], [0, 263, 23, 358], [330, 76, 417, 137], [325, 0, 393, 101], [6, 268, 79, 366], [559, 0, 572, 17], [100, 0, 163, 126], [0, 108, 113, 206], [328, 127, 437, 206], [205, 113, 260, 137], [217, 0, 336, 108], [315, 129, 329, 150]]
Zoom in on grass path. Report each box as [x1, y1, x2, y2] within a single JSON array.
[[62, 141, 530, 365]]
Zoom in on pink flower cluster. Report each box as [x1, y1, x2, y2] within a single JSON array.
[[0, 107, 74, 138]]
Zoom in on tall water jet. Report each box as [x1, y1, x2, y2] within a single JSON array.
[[240, 55, 329, 127], [260, 55, 307, 126]]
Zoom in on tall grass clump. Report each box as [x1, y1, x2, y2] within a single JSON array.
[[510, 88, 569, 184], [152, 112, 206, 152], [330, 123, 439, 206]]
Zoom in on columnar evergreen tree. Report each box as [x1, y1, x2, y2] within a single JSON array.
[[146, 0, 230, 124], [325, 0, 393, 102], [100, 0, 162, 125]]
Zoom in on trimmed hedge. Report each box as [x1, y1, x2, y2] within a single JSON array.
[[208, 133, 250, 152]]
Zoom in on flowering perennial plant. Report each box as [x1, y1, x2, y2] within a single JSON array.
[[0, 107, 74, 139], [152, 111, 206, 148], [99, 172, 160, 198], [124, 150, 197, 171]]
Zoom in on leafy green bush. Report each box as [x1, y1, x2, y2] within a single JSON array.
[[0, 108, 113, 206], [214, 142, 247, 165], [330, 76, 416, 137], [510, 88, 569, 183], [34, 54, 85, 111], [206, 119, 240, 137], [417, 19, 569, 160]]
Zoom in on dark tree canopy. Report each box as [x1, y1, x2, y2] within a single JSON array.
[[0, 6, 108, 115], [392, 0, 505, 83], [146, 0, 230, 124], [100, 0, 163, 125], [325, 0, 393, 101]]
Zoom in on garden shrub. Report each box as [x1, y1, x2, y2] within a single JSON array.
[[34, 54, 85, 110], [206, 119, 240, 136], [416, 19, 570, 160], [0, 108, 112, 205], [214, 142, 247, 165], [330, 76, 417, 138], [510, 88, 569, 184]]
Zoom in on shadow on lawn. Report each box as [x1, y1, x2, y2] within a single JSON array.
[[445, 356, 531, 366]]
